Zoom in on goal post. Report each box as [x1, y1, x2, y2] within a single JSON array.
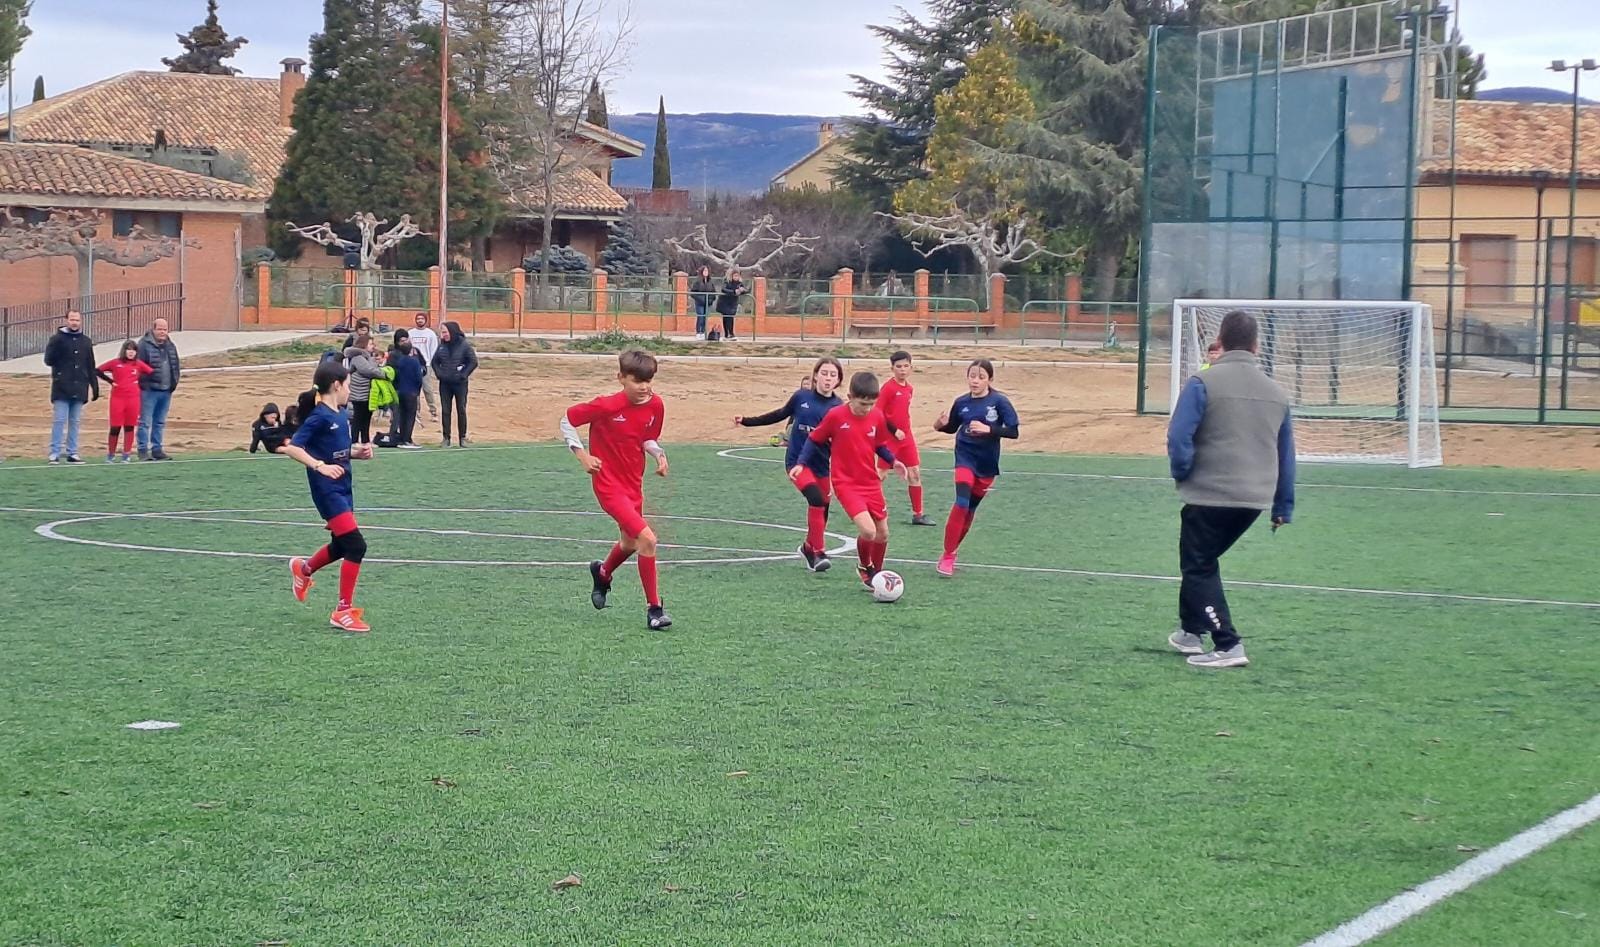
[[1171, 299, 1443, 468]]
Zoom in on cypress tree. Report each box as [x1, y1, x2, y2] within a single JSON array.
[[586, 78, 609, 128], [651, 96, 672, 190], [31, 74, 43, 102], [163, 0, 249, 76]]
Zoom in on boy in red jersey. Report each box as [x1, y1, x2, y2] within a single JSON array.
[[793, 371, 907, 589], [562, 350, 673, 630], [876, 351, 935, 526]]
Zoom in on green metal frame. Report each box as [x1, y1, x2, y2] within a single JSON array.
[[796, 294, 985, 343]]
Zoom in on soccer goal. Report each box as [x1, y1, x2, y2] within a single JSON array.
[[1171, 299, 1443, 468]]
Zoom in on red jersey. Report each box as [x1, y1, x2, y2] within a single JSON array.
[[808, 404, 894, 489], [566, 391, 665, 498], [97, 358, 153, 393], [876, 377, 914, 432]]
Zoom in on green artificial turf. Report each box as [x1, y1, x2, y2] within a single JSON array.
[[1, 445, 1596, 945]]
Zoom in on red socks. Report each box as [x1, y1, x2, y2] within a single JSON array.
[[639, 556, 660, 607], [806, 506, 828, 553], [856, 539, 888, 571], [871, 540, 887, 571], [600, 543, 632, 580], [338, 560, 360, 610], [943, 508, 970, 557], [306, 545, 335, 575], [909, 486, 924, 516]]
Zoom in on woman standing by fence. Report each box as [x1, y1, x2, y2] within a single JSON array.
[[690, 266, 716, 341]]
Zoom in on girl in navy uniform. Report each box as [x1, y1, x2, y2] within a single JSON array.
[[932, 359, 1020, 577]]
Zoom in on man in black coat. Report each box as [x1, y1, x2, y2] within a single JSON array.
[[42, 310, 100, 464]]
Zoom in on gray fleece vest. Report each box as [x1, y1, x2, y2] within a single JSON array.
[[1179, 350, 1290, 511]]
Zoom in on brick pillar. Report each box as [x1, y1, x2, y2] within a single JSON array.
[[753, 275, 768, 337], [1065, 272, 1082, 325], [343, 268, 359, 326], [428, 266, 442, 322], [832, 269, 852, 319], [673, 271, 689, 318], [593, 269, 610, 328], [511, 268, 527, 336], [257, 265, 272, 326], [914, 268, 930, 322], [989, 273, 1007, 327]]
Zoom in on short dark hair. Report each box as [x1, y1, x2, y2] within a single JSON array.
[[890, 350, 912, 366], [393, 328, 410, 347], [313, 360, 349, 393], [619, 349, 658, 382], [968, 358, 995, 380], [1217, 310, 1258, 352], [849, 371, 881, 400], [355, 317, 370, 329]]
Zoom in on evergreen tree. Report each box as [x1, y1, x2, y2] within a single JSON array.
[[586, 77, 609, 128], [31, 74, 42, 101], [524, 243, 591, 274], [163, 0, 249, 76], [652, 96, 672, 190], [837, 0, 1010, 210], [268, 0, 498, 261], [600, 213, 660, 275], [0, 0, 30, 90]]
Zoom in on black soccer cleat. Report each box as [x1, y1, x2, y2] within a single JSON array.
[[858, 566, 876, 590], [910, 513, 937, 527], [814, 551, 833, 574], [647, 605, 673, 630], [589, 560, 612, 610], [798, 544, 832, 574]]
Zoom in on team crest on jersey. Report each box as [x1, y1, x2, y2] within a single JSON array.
[[985, 405, 999, 423]]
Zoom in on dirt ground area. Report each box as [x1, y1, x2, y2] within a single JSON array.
[[3, 354, 1598, 471]]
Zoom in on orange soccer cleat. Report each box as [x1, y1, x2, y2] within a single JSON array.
[[329, 607, 370, 633], [290, 557, 314, 602]]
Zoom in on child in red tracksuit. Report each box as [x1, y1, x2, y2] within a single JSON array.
[[97, 340, 153, 464]]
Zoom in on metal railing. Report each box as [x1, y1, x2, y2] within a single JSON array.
[[1, 284, 184, 360], [1019, 301, 1138, 348], [323, 282, 523, 335], [796, 294, 987, 343]]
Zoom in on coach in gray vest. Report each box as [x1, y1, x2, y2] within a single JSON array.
[[1165, 310, 1295, 669]]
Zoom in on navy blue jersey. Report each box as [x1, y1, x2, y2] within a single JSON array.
[[939, 390, 1020, 478], [741, 389, 844, 475], [290, 402, 355, 520]]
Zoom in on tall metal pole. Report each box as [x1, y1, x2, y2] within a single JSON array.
[[438, 0, 450, 325], [6, 56, 14, 143], [1559, 65, 1581, 411]]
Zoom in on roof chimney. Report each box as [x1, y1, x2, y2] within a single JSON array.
[[819, 121, 835, 148], [279, 58, 307, 128]]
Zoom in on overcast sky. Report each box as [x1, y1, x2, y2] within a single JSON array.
[[5, 0, 1597, 117]]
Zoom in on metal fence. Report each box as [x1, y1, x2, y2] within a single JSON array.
[[0, 283, 184, 361]]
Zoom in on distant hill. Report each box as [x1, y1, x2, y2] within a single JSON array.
[[1478, 87, 1596, 105], [607, 112, 842, 195]]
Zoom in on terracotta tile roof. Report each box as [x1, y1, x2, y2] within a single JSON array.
[[0, 142, 264, 205], [575, 119, 645, 157], [1425, 99, 1600, 182], [0, 71, 288, 200], [505, 159, 628, 216]]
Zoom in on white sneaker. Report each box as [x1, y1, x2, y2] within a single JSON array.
[[1187, 645, 1249, 669], [1168, 629, 1205, 654], [695, 333, 706, 341]]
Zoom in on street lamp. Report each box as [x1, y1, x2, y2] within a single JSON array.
[[439, 0, 450, 325], [1548, 58, 1596, 410]]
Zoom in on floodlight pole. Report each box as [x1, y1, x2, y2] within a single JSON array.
[[438, 0, 450, 325], [1549, 58, 1596, 412]]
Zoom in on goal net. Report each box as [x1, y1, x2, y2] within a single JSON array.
[[1171, 300, 1442, 468]]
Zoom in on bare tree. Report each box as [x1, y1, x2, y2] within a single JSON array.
[[877, 209, 1065, 303], [489, 0, 632, 293], [665, 214, 819, 277], [0, 208, 192, 299], [287, 213, 428, 270]]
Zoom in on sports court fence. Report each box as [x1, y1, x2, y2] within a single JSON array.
[[0, 284, 184, 361]]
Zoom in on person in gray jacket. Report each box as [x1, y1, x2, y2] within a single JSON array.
[[1165, 310, 1296, 669], [344, 338, 386, 445], [135, 318, 181, 460]]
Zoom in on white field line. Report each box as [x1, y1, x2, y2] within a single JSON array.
[[715, 447, 1600, 499], [1301, 791, 1600, 947], [7, 506, 1598, 611], [0, 443, 548, 473]]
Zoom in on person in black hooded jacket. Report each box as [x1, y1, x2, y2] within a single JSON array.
[[250, 403, 290, 454], [430, 320, 478, 447]]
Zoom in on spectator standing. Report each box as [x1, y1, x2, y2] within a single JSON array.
[[386, 329, 425, 449], [431, 320, 478, 447], [96, 340, 153, 463], [689, 266, 716, 341], [410, 312, 441, 423], [716, 272, 747, 341], [136, 317, 181, 461], [344, 337, 386, 445], [343, 317, 372, 352], [43, 309, 99, 464], [1165, 310, 1296, 670]]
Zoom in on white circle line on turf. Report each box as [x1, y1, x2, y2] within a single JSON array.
[[31, 508, 855, 568], [1301, 790, 1600, 947], [715, 447, 1600, 498]]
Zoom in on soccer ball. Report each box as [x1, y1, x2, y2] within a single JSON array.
[[871, 570, 905, 603]]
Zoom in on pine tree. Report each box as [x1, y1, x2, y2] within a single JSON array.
[[837, 0, 1009, 210], [163, 0, 249, 76], [586, 78, 609, 128], [524, 243, 591, 274], [268, 0, 498, 262], [31, 74, 43, 102], [652, 96, 672, 190], [0, 0, 31, 90], [600, 213, 660, 275]]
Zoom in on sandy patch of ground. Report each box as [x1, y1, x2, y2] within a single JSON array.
[[2, 355, 1597, 471]]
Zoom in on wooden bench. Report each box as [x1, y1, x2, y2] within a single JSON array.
[[929, 323, 999, 339], [850, 322, 922, 338]]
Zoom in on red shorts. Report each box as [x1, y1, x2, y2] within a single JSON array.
[[326, 511, 360, 536], [955, 467, 996, 496], [834, 481, 888, 522], [878, 434, 920, 469], [108, 391, 141, 428], [596, 488, 648, 539], [791, 468, 832, 502]]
